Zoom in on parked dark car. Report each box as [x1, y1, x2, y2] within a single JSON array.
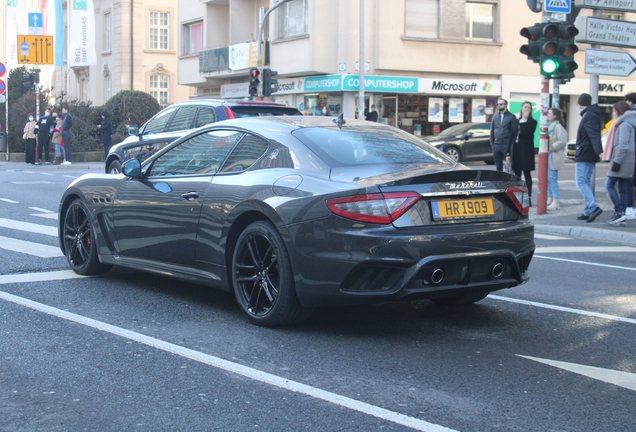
[[105, 99, 302, 174], [60, 116, 534, 327], [423, 122, 494, 164]]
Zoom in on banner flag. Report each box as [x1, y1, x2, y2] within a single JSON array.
[[6, 0, 29, 66], [68, 0, 96, 66]]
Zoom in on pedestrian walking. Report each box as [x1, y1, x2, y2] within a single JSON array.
[[489, 99, 518, 172], [50, 113, 64, 165], [35, 108, 55, 164], [605, 102, 636, 226], [623, 93, 636, 220], [366, 104, 378, 122], [97, 110, 113, 161], [512, 101, 537, 205], [546, 107, 568, 210], [23, 114, 37, 165], [60, 105, 73, 165], [574, 93, 604, 222]]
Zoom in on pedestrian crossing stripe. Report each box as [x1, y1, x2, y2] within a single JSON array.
[[548, 0, 568, 7]]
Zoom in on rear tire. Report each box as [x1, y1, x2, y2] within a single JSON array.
[[231, 221, 312, 326], [431, 292, 489, 306], [444, 147, 461, 162], [62, 199, 112, 275]]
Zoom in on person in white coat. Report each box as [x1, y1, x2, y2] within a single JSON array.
[[547, 107, 568, 210]]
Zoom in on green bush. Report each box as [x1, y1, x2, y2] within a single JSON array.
[[102, 90, 162, 144]]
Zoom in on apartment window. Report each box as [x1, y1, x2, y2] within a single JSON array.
[[278, 0, 307, 38], [466, 2, 494, 40], [183, 21, 203, 55], [150, 11, 170, 50], [150, 74, 170, 106], [405, 0, 439, 39], [103, 12, 111, 51]]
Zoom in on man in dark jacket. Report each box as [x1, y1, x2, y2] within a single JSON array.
[[574, 93, 604, 222], [60, 105, 73, 165], [490, 99, 518, 171], [35, 108, 55, 164]]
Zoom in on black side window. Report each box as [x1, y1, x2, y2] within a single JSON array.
[[165, 106, 199, 132], [194, 107, 217, 128], [148, 130, 244, 176], [219, 134, 269, 173], [143, 107, 177, 135]]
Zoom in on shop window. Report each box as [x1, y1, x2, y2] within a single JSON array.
[[465, 2, 495, 41], [405, 0, 439, 39], [278, 0, 307, 39]]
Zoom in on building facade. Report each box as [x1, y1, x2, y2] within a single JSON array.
[[177, 0, 636, 140], [52, 0, 192, 107]]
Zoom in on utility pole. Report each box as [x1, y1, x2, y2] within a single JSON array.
[[255, 0, 291, 99], [358, 0, 365, 120]]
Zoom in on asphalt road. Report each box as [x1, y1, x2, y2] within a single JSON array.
[[1, 164, 635, 432]]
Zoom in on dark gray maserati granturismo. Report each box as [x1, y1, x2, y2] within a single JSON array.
[[59, 116, 535, 326]]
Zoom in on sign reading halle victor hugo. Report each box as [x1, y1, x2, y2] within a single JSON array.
[[69, 0, 96, 66]]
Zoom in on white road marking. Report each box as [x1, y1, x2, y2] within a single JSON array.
[[489, 295, 636, 325], [534, 233, 571, 240], [0, 217, 57, 236], [9, 181, 52, 184], [536, 246, 636, 253], [63, 175, 76, 178], [533, 255, 636, 271], [0, 270, 82, 284], [28, 207, 54, 213], [31, 213, 58, 220], [517, 355, 636, 393], [0, 198, 19, 204], [0, 236, 62, 258], [0, 287, 457, 432]]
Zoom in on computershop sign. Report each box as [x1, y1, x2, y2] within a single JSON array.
[[261, 75, 501, 95]]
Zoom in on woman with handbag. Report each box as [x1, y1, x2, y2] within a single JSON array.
[[546, 107, 568, 210], [512, 102, 537, 206], [23, 113, 37, 165]]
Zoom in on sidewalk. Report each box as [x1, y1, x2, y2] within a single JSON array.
[[531, 196, 636, 246]]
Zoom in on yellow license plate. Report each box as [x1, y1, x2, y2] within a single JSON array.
[[432, 198, 495, 219], [567, 150, 576, 155]]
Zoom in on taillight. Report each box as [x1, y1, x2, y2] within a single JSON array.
[[505, 186, 529, 215], [223, 107, 235, 119], [325, 192, 421, 224]]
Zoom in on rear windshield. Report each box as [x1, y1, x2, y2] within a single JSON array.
[[229, 106, 301, 117], [292, 126, 450, 166]]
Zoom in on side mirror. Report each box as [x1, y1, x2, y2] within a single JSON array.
[[464, 132, 473, 140], [127, 125, 140, 136], [122, 158, 142, 177]]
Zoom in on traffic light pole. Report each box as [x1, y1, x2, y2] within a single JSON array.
[[537, 77, 550, 215]]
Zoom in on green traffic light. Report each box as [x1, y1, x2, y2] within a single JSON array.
[[541, 59, 559, 74]]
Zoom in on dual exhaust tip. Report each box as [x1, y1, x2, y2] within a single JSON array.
[[424, 260, 505, 285]]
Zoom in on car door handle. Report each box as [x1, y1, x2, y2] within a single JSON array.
[[181, 191, 200, 201]]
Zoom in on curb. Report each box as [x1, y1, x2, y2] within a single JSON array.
[[534, 224, 636, 246]]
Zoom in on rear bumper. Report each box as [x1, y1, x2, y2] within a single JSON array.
[[288, 219, 535, 307]]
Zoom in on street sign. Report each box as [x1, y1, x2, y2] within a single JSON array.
[[0, 62, 6, 78], [585, 48, 636, 77], [28, 13, 43, 35], [575, 17, 636, 49], [17, 35, 54, 65], [545, 0, 571, 13], [576, 0, 636, 13], [0, 79, 6, 95]]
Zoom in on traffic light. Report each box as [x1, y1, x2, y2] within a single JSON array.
[[262, 69, 279, 97], [248, 68, 260, 97], [555, 23, 579, 81], [21, 71, 40, 90], [539, 23, 559, 77], [520, 23, 542, 63]]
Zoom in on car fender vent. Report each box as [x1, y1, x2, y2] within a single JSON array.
[[341, 265, 405, 292]]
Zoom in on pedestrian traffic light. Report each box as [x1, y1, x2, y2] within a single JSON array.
[[248, 68, 260, 97], [554, 23, 579, 81], [262, 69, 279, 97], [539, 23, 559, 77], [520, 23, 542, 63]]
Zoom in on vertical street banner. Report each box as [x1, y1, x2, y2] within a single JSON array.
[[68, 0, 96, 66], [5, 0, 29, 66], [44, 0, 66, 66]]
